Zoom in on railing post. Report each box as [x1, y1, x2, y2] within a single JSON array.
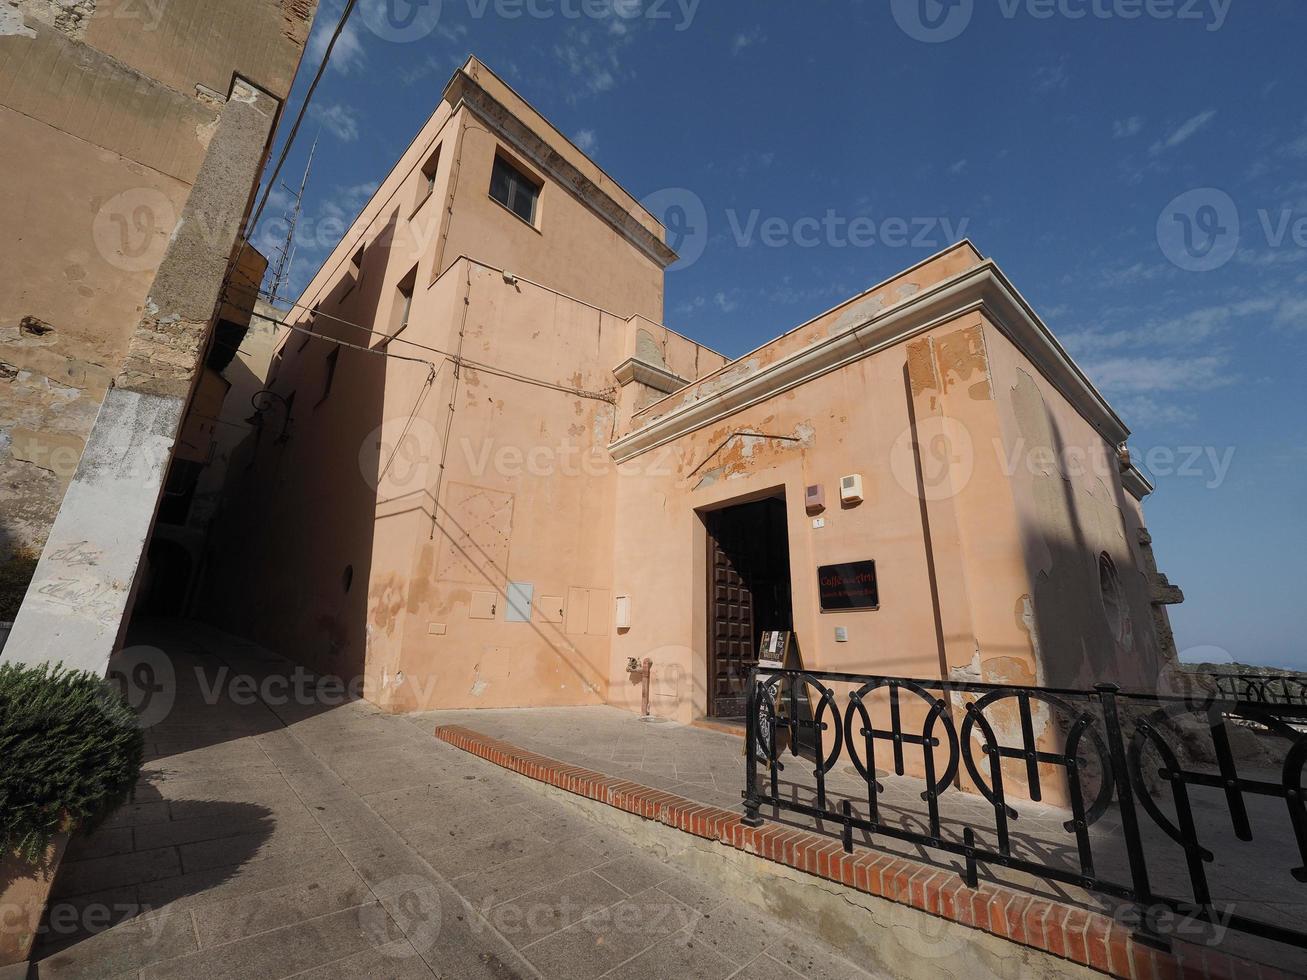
[[742, 665, 764, 828], [1096, 682, 1168, 951]]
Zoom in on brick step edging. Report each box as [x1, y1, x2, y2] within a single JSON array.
[[432, 723, 1283, 980]]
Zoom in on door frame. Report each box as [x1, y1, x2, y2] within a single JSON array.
[[699, 486, 792, 720]]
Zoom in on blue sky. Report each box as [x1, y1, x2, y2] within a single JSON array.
[[254, 0, 1307, 670]]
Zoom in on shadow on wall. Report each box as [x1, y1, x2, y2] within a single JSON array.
[[194, 216, 403, 689], [194, 253, 615, 710], [1015, 375, 1161, 692]]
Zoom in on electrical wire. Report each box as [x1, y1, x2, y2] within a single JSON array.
[[376, 361, 442, 486], [228, 0, 361, 280], [216, 289, 617, 403], [235, 308, 442, 371]]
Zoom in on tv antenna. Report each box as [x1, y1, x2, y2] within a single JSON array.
[[267, 133, 318, 305]]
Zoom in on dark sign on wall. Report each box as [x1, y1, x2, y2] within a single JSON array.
[[818, 560, 879, 611]]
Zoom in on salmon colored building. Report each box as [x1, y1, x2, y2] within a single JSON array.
[[207, 57, 1183, 726]]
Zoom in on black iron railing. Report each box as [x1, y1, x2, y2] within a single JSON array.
[[1203, 672, 1307, 707], [741, 668, 1307, 951]]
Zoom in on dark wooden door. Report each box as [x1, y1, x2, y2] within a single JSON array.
[[706, 498, 792, 718]]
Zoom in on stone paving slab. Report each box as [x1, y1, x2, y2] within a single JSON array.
[[420, 704, 1307, 974], [32, 621, 882, 979]]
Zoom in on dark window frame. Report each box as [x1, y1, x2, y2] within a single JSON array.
[[489, 152, 542, 226], [420, 146, 442, 202], [395, 265, 417, 334], [319, 346, 340, 405], [297, 304, 320, 351]]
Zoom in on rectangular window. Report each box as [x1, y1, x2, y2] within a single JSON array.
[[395, 266, 417, 334], [349, 244, 365, 285], [489, 153, 541, 225], [297, 304, 320, 351], [321, 347, 339, 403], [422, 147, 441, 198]]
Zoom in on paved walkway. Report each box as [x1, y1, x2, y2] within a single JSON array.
[[421, 705, 1307, 973], [33, 621, 882, 980]]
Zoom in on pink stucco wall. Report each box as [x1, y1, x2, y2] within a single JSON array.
[[205, 61, 1170, 739]]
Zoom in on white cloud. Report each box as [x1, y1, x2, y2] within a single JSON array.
[[1096, 260, 1173, 288], [1285, 134, 1307, 160], [555, 28, 621, 97], [1149, 109, 1217, 156], [1081, 354, 1233, 394], [1274, 296, 1307, 329], [554, 8, 654, 101], [306, 1, 366, 75], [714, 291, 739, 313], [574, 129, 599, 154], [312, 103, 360, 143], [675, 295, 707, 317], [732, 26, 765, 55], [315, 180, 380, 228], [1113, 116, 1144, 139], [1113, 395, 1198, 427], [948, 159, 968, 176], [1064, 298, 1279, 358], [1032, 60, 1068, 94]]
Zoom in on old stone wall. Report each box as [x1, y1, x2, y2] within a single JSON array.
[[0, 0, 314, 563]]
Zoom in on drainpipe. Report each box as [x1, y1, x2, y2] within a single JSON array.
[[626, 657, 653, 717]]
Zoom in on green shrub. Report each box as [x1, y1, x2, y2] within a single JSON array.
[[0, 662, 144, 863], [0, 549, 39, 621]]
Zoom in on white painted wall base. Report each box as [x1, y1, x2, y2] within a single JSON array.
[[2, 388, 183, 674]]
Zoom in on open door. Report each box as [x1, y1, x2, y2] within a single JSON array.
[[705, 495, 793, 719]]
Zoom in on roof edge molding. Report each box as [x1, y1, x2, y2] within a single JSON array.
[[610, 261, 1142, 494], [1122, 465, 1155, 500], [445, 70, 679, 269], [613, 357, 690, 395]]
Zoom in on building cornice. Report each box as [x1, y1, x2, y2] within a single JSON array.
[[445, 70, 678, 269], [609, 261, 1144, 494], [1122, 465, 1155, 500], [612, 357, 689, 394]]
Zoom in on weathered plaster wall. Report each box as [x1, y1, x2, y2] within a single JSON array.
[[198, 57, 692, 709], [12, 0, 313, 97], [439, 120, 668, 323], [208, 254, 721, 713], [627, 242, 986, 434], [3, 82, 284, 672], [983, 317, 1164, 691], [0, 0, 314, 564]]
